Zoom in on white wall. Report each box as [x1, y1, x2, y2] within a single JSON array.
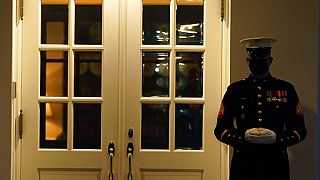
[[0, 0, 12, 179], [231, 0, 318, 179]]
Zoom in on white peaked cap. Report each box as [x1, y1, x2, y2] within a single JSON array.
[[240, 37, 277, 48]]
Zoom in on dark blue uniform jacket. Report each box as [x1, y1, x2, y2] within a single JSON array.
[[214, 74, 307, 180]]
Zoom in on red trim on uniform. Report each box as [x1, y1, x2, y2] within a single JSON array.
[[218, 102, 225, 119], [296, 102, 304, 118]]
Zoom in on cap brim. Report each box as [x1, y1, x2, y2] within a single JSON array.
[[240, 37, 277, 48]]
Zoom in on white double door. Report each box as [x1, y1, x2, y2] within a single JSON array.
[[21, 0, 226, 179]]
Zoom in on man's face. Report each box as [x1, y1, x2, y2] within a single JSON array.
[[247, 58, 272, 76], [246, 48, 272, 77]]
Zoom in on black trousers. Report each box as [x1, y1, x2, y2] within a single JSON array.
[[229, 147, 290, 180]]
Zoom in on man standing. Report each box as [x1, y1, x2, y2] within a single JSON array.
[[214, 37, 307, 180]]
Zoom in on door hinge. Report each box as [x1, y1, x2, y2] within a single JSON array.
[[221, 0, 225, 21], [18, 110, 23, 139], [18, 0, 24, 20]]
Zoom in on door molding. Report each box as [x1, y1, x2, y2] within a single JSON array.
[[12, 0, 23, 179], [118, 0, 128, 179]]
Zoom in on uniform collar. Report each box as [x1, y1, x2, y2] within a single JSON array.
[[248, 73, 274, 83]]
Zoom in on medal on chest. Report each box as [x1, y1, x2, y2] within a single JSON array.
[[266, 90, 288, 102]]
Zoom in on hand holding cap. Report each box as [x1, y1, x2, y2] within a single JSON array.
[[245, 128, 276, 144]]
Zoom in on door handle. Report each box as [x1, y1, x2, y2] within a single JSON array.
[[127, 141, 134, 180], [108, 141, 115, 180]]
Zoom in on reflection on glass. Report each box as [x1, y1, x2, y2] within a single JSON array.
[[141, 104, 169, 149], [142, 3, 170, 45], [40, 103, 67, 148], [40, 51, 68, 97], [74, 52, 101, 97], [142, 52, 169, 97], [75, 0, 102, 4], [74, 103, 101, 149], [41, 5, 68, 44], [177, 0, 204, 4], [176, 2, 204, 45], [143, 0, 170, 5], [75, 5, 102, 44], [175, 104, 203, 150], [176, 52, 203, 97]]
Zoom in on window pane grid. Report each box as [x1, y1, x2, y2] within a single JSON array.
[[39, 0, 103, 150], [140, 0, 205, 151]]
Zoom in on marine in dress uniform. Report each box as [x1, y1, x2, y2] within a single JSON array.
[[214, 37, 307, 180]]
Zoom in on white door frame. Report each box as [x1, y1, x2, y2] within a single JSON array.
[[220, 0, 231, 179], [11, 0, 23, 179], [10, 0, 232, 179]]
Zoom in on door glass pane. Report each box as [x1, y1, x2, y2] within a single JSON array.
[[141, 104, 169, 149], [40, 51, 68, 97], [74, 52, 102, 97], [75, 5, 102, 45], [142, 1, 170, 45], [142, 52, 169, 97], [176, 0, 204, 45], [73, 103, 101, 149], [176, 52, 203, 97], [175, 104, 203, 150], [41, 4, 68, 44], [40, 103, 67, 148]]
